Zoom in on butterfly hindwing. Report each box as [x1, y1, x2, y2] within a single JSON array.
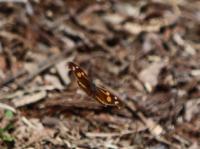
[[95, 86, 123, 108]]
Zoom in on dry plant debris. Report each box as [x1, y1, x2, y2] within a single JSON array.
[[0, 0, 200, 148]]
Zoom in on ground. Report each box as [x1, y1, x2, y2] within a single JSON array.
[[0, 0, 200, 149]]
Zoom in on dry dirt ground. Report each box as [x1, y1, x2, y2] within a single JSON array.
[[0, 0, 200, 149]]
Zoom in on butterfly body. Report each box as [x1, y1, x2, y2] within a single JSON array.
[[68, 62, 123, 108]]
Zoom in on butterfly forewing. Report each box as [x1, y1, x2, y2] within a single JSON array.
[[69, 62, 88, 80], [69, 62, 94, 96]]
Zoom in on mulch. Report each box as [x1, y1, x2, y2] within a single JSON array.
[[0, 0, 200, 148]]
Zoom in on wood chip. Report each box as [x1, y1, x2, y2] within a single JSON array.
[[139, 61, 166, 91], [55, 57, 75, 86], [12, 90, 47, 107], [184, 98, 200, 121]]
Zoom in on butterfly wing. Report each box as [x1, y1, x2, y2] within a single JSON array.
[[69, 62, 123, 109], [94, 86, 123, 108], [68, 62, 88, 79], [68, 62, 95, 96]]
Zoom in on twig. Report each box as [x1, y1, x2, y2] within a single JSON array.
[[0, 102, 16, 113], [124, 100, 181, 148], [0, 69, 27, 89], [45, 96, 103, 110], [85, 130, 136, 138], [18, 54, 64, 88]]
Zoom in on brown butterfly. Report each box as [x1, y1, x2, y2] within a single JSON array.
[[68, 62, 123, 109]]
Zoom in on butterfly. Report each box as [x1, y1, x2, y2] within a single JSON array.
[[68, 62, 123, 109]]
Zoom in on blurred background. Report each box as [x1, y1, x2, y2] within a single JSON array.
[[0, 0, 199, 148]]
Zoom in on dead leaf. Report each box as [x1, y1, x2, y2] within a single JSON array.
[[139, 61, 166, 91]]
